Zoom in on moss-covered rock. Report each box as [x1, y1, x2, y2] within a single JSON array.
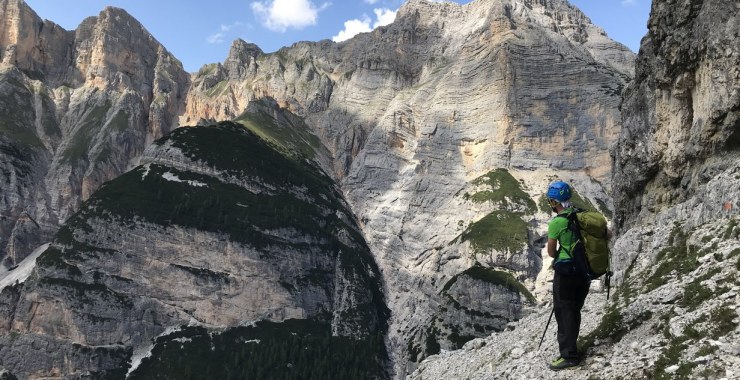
[[459, 210, 528, 254]]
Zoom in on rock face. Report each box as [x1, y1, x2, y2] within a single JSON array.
[[612, 0, 739, 229], [184, 0, 633, 181], [182, 0, 633, 375], [0, 0, 640, 378], [410, 0, 740, 378], [0, 121, 388, 379], [0, 0, 189, 269]]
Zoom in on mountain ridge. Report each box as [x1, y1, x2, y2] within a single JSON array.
[[0, 0, 657, 378]]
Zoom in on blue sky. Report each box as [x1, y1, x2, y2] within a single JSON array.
[[23, 0, 652, 73]]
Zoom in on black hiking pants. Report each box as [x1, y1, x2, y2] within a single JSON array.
[[553, 273, 590, 360]]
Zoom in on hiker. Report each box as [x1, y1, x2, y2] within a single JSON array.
[[545, 181, 595, 370]]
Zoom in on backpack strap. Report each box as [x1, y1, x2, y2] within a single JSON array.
[[555, 208, 583, 260]]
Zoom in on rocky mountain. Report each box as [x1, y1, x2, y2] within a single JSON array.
[[411, 0, 740, 378], [0, 0, 189, 270], [182, 0, 634, 375], [0, 0, 647, 378], [0, 119, 389, 379]]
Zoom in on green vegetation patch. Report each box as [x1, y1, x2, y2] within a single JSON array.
[[728, 248, 740, 260], [86, 163, 332, 250], [129, 319, 387, 380], [644, 226, 697, 292], [424, 326, 441, 357], [442, 265, 535, 303], [197, 63, 219, 77], [464, 169, 535, 213], [459, 210, 528, 253], [448, 330, 477, 350], [651, 337, 694, 380], [35, 246, 83, 277], [679, 268, 721, 310], [38, 277, 132, 308], [579, 307, 653, 353], [707, 305, 738, 339], [679, 281, 713, 311], [537, 194, 551, 213], [649, 306, 737, 379], [616, 255, 639, 305], [205, 80, 229, 97], [235, 106, 322, 160], [162, 121, 327, 191], [68, 125, 332, 235], [725, 219, 739, 239], [68, 343, 131, 380]]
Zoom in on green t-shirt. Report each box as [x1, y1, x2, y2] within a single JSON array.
[[548, 208, 576, 262]]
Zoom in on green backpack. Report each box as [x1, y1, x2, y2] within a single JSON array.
[[560, 208, 611, 279]]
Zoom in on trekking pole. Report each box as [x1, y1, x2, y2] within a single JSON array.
[[538, 307, 555, 350]]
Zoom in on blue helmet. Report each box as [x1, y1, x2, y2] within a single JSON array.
[[547, 181, 572, 202]]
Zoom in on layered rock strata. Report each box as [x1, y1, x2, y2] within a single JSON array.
[[411, 0, 740, 378], [181, 0, 634, 375], [0, 0, 640, 377], [0, 0, 189, 268]]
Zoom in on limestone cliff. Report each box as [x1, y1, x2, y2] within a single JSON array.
[[181, 0, 633, 374], [0, 0, 190, 270], [612, 0, 739, 229], [411, 0, 739, 378], [0, 0, 640, 378]]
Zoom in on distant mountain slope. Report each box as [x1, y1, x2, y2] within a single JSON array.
[[0, 120, 388, 379], [0, 0, 189, 269]]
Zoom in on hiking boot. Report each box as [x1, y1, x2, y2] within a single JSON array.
[[548, 357, 579, 371]]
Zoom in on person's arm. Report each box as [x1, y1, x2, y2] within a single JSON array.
[[547, 238, 558, 258], [606, 228, 613, 240]]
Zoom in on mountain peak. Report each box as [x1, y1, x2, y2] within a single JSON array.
[[228, 38, 263, 60], [94, 5, 148, 35]]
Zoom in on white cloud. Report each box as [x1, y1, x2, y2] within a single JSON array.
[[206, 22, 244, 44], [621, 0, 637, 5], [332, 8, 397, 42], [363, 0, 380, 4], [207, 32, 226, 44], [251, 0, 330, 32], [373, 8, 396, 27], [332, 17, 373, 42]]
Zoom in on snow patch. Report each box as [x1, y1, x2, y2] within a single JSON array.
[[162, 172, 207, 187], [0, 243, 50, 292], [141, 164, 151, 180], [244, 339, 261, 344], [127, 325, 184, 377]]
